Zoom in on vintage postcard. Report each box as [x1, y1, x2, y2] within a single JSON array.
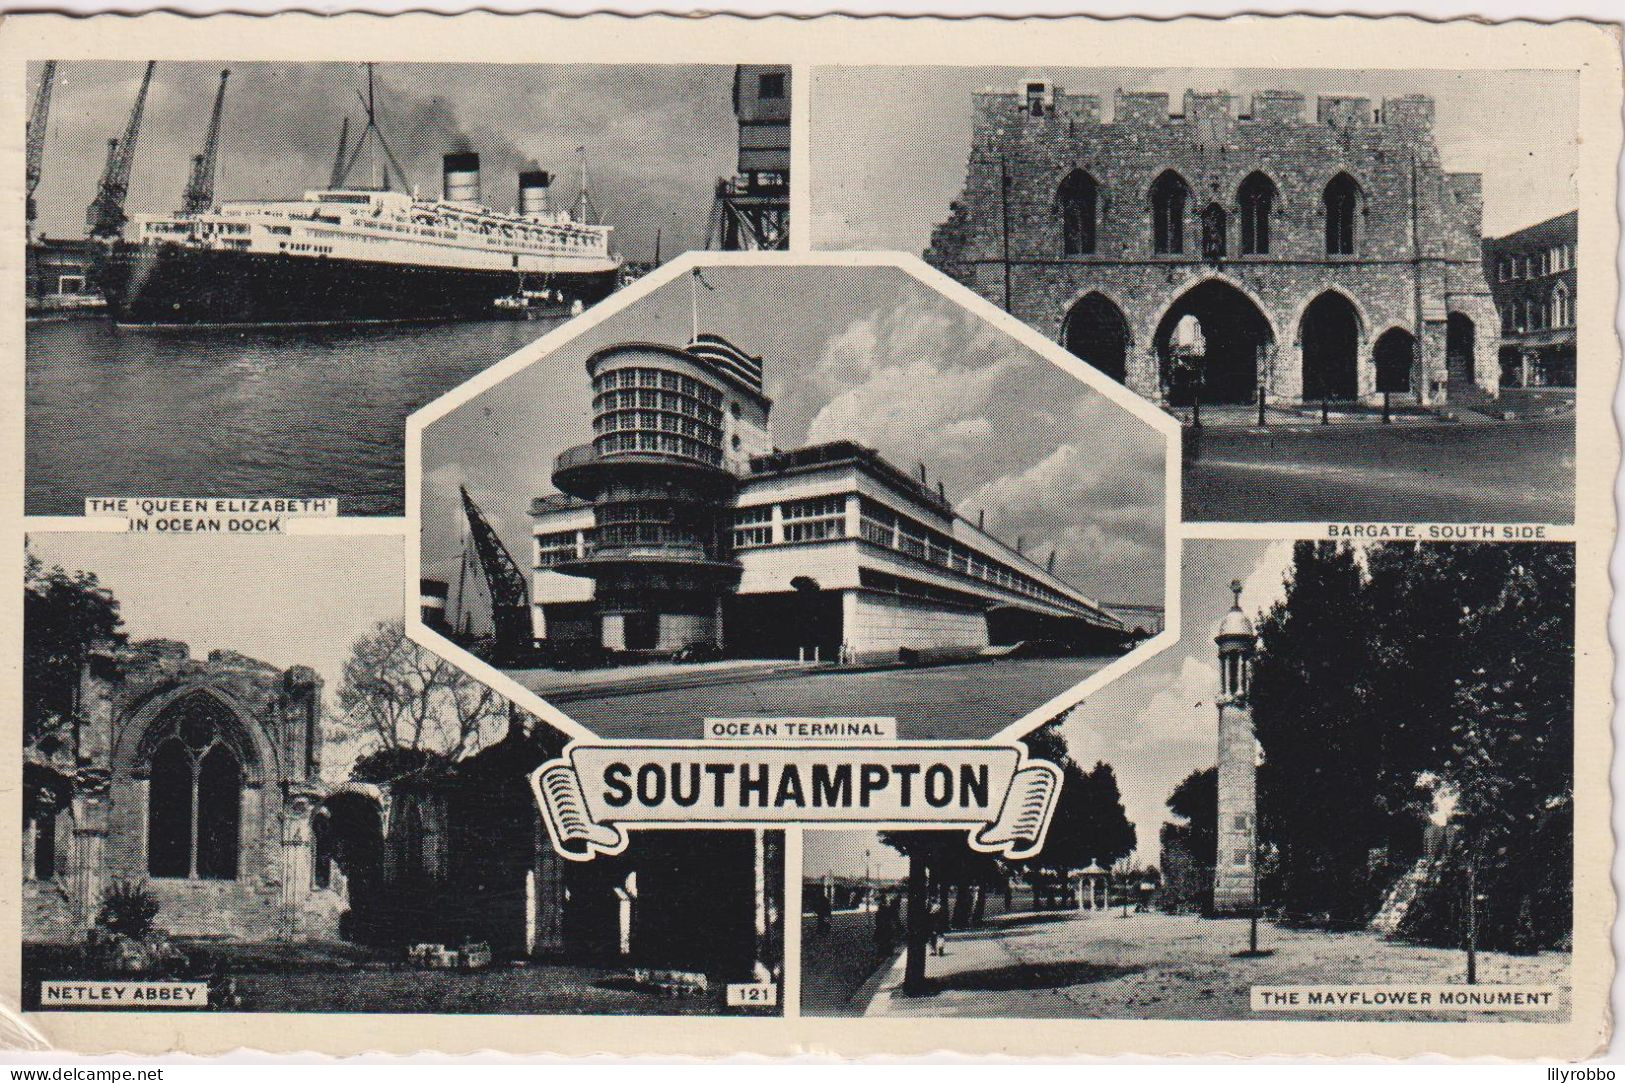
[[1, 10, 1617, 1062]]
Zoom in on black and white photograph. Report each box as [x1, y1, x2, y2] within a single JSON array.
[[21, 534, 784, 1014], [415, 259, 1171, 740], [26, 60, 789, 515], [800, 539, 1573, 1020], [811, 67, 1578, 523]]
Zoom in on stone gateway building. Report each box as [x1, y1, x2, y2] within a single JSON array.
[[926, 81, 1499, 409]]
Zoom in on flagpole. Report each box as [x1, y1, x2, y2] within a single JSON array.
[[690, 268, 699, 343]]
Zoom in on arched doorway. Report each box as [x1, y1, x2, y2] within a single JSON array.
[[1063, 293, 1129, 383], [313, 791, 386, 941], [1154, 279, 1273, 406], [1300, 292, 1361, 401], [1373, 328, 1418, 395], [1446, 312, 1477, 389]]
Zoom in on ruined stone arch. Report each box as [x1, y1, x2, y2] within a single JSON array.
[[134, 687, 265, 880], [117, 682, 273, 786]]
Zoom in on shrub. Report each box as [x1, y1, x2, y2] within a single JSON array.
[[96, 878, 160, 940]]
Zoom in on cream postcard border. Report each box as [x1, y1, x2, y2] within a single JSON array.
[[0, 11, 1616, 1060]]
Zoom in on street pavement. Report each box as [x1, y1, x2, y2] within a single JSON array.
[[1183, 414, 1574, 523], [861, 909, 1570, 1021], [801, 910, 899, 1016], [548, 655, 1118, 740]]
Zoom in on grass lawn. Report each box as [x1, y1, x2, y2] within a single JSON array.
[[23, 940, 771, 1016]]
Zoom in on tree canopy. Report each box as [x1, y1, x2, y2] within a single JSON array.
[[1247, 541, 1572, 948], [24, 551, 125, 751]]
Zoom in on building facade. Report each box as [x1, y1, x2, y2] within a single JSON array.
[[1213, 582, 1257, 914], [1483, 210, 1577, 388], [926, 81, 1499, 408], [532, 332, 1131, 664], [23, 640, 339, 943]]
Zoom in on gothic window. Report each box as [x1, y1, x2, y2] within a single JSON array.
[[145, 693, 244, 880], [1056, 169, 1097, 256], [1151, 171, 1189, 255], [1552, 281, 1572, 327], [1201, 202, 1227, 260], [1323, 172, 1361, 256], [1238, 173, 1275, 255]]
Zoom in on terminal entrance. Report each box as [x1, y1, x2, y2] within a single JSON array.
[[1154, 280, 1273, 406], [724, 589, 842, 661]]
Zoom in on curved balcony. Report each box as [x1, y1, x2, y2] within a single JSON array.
[[552, 441, 733, 499]]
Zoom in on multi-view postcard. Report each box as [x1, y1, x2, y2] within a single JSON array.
[[2, 10, 1618, 1064]]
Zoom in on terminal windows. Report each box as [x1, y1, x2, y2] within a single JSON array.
[[733, 505, 773, 548], [782, 496, 846, 543]]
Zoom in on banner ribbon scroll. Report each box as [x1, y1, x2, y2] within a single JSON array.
[[531, 741, 1063, 862]]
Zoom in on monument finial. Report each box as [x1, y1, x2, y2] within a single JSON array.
[[1230, 579, 1243, 607]]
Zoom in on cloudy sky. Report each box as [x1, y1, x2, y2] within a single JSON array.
[[420, 264, 1167, 614], [812, 66, 1578, 252], [806, 538, 1292, 878], [27, 532, 404, 705], [29, 61, 736, 261]]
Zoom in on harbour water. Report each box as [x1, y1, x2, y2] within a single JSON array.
[[26, 316, 566, 516]]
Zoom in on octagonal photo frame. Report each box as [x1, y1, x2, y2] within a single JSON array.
[[406, 250, 1180, 747]]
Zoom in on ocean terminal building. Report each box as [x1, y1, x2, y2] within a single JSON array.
[[530, 333, 1130, 664]]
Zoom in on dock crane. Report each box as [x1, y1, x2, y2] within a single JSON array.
[[25, 61, 57, 242], [454, 486, 534, 661], [180, 69, 230, 216], [85, 60, 157, 240]]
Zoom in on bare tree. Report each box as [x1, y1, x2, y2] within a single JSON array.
[[335, 618, 506, 763]]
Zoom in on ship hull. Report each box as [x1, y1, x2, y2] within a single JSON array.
[[99, 243, 620, 327]]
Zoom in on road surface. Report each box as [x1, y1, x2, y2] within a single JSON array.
[[533, 655, 1119, 740], [860, 909, 1570, 1020], [1184, 415, 1574, 523]]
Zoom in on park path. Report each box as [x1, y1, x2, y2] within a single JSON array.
[[863, 909, 1569, 1021]]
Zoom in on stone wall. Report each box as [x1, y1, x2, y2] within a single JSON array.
[[842, 589, 990, 663]]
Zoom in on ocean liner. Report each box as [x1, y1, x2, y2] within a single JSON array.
[[98, 75, 620, 327]]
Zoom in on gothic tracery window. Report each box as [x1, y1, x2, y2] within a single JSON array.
[[1151, 171, 1189, 255], [1057, 169, 1097, 256], [1238, 172, 1275, 256], [1323, 172, 1361, 256], [145, 692, 244, 880]]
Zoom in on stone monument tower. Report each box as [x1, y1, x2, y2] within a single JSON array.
[[1214, 579, 1258, 913]]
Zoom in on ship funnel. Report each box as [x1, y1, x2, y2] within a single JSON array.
[[443, 151, 481, 204], [519, 169, 553, 216]]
